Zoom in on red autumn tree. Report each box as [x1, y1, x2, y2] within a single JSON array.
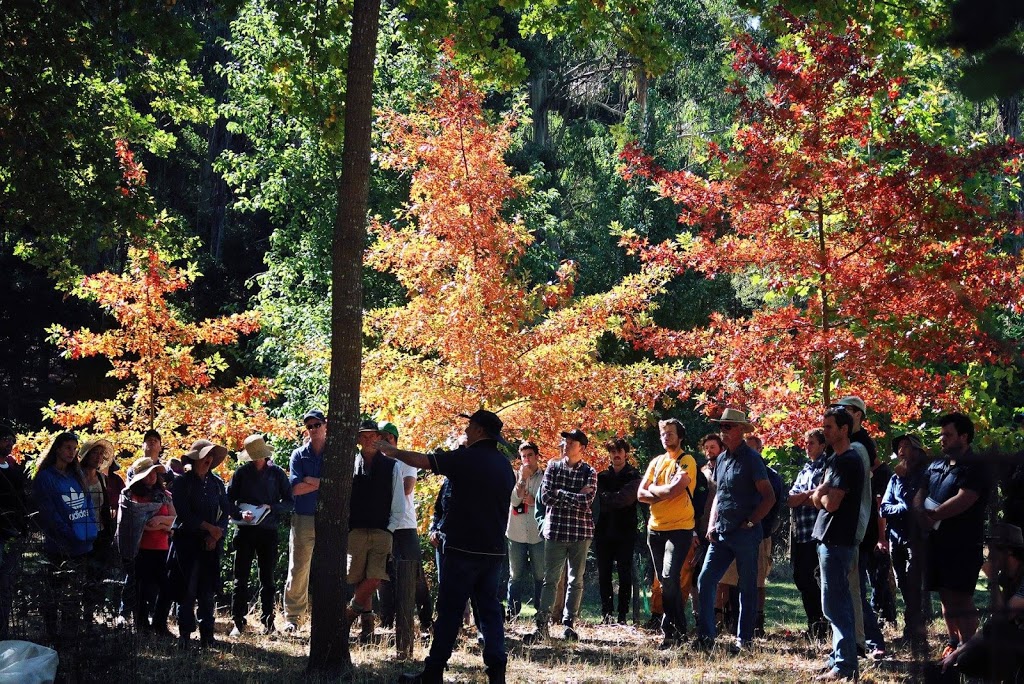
[[620, 15, 1024, 442], [362, 63, 678, 450]]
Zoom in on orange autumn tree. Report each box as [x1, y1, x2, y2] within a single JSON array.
[[620, 15, 1024, 442], [42, 246, 291, 469], [361, 64, 678, 450], [33, 142, 291, 468]]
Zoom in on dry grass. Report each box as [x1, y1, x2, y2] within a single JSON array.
[[134, 616, 928, 683]]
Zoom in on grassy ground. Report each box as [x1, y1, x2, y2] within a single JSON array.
[[133, 578, 946, 683]]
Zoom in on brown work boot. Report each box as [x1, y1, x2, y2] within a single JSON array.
[[358, 612, 375, 645]]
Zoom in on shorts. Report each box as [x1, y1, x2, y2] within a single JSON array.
[[720, 536, 772, 588], [926, 534, 983, 593], [347, 528, 393, 584]]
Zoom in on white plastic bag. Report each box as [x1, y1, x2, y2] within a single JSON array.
[[0, 640, 58, 684]]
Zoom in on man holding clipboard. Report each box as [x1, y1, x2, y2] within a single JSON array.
[[228, 434, 294, 635]]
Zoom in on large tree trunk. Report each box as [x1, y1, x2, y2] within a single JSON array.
[[306, 0, 382, 675]]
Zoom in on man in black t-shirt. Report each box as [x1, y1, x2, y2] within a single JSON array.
[[811, 408, 865, 682], [379, 410, 515, 684], [914, 412, 990, 661]]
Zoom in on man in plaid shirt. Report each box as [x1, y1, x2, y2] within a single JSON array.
[[524, 429, 597, 644], [788, 427, 828, 640]]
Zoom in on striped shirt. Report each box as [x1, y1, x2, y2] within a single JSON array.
[[540, 458, 597, 543]]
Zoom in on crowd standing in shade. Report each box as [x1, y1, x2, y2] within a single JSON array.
[[0, 397, 1022, 684]]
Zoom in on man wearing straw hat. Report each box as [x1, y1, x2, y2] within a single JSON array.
[[227, 434, 293, 636], [695, 408, 776, 654]]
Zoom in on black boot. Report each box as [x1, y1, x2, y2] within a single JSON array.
[[484, 658, 507, 684], [398, 661, 444, 683]]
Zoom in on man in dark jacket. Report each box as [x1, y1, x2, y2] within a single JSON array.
[[379, 409, 515, 684], [227, 434, 293, 635], [595, 437, 641, 624]]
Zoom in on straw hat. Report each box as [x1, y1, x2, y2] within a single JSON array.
[[710, 408, 755, 433], [78, 438, 115, 470], [126, 456, 166, 489], [237, 434, 273, 462], [183, 439, 227, 470]]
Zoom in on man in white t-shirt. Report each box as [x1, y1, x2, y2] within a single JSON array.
[[376, 421, 433, 641]]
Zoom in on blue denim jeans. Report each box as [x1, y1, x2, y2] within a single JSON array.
[[697, 525, 761, 642], [537, 539, 591, 626], [507, 540, 544, 618], [427, 549, 506, 671], [818, 543, 857, 677]]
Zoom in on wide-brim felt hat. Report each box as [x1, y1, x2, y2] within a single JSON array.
[[710, 408, 755, 433], [183, 439, 227, 470], [78, 438, 115, 470], [987, 523, 1024, 550]]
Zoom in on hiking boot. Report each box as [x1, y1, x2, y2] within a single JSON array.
[[283, 621, 298, 634], [642, 614, 663, 631], [562, 624, 579, 641], [657, 635, 682, 650], [522, 622, 549, 645]]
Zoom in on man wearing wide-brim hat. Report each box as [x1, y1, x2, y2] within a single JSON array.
[[169, 439, 229, 649], [227, 434, 293, 636], [376, 409, 515, 684], [695, 408, 776, 653]]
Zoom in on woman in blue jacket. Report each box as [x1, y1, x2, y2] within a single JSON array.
[[32, 432, 99, 640]]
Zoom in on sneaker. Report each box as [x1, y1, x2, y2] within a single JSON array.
[[283, 621, 298, 634], [868, 648, 886, 660], [815, 668, 856, 681], [728, 639, 751, 655], [229, 624, 243, 637], [476, 632, 485, 647], [562, 625, 579, 641]]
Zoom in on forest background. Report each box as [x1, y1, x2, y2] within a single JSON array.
[[5, 0, 1024, 675]]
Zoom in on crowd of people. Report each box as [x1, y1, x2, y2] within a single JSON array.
[[0, 399, 1021, 683]]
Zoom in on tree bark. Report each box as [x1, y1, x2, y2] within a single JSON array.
[[306, 0, 382, 675]]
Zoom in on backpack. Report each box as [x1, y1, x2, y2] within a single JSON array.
[[685, 466, 711, 525], [761, 463, 786, 538]]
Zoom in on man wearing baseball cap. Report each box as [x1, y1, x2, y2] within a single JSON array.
[[375, 421, 434, 640], [377, 409, 514, 684], [283, 409, 327, 632], [524, 428, 598, 645]]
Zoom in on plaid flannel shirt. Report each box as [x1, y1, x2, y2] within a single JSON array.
[[540, 458, 597, 543], [789, 458, 825, 544]]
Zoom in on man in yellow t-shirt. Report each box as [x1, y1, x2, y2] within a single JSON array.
[[638, 418, 697, 650]]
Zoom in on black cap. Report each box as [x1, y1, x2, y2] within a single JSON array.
[[560, 429, 589, 447], [357, 419, 379, 433], [459, 410, 507, 444], [303, 409, 326, 423], [142, 429, 161, 442]]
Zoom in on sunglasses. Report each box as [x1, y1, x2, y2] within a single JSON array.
[[305, 422, 324, 431], [719, 423, 741, 431]]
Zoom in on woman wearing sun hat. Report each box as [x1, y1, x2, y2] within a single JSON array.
[[168, 439, 229, 649], [117, 456, 176, 635]]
